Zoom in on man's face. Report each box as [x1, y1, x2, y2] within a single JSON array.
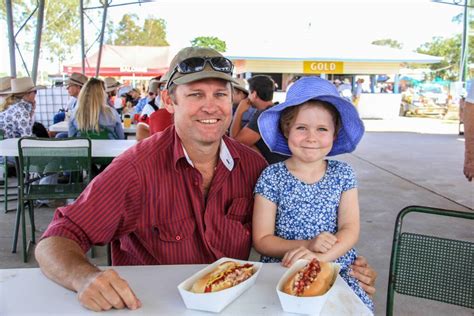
[[67, 84, 81, 97], [164, 78, 232, 147]]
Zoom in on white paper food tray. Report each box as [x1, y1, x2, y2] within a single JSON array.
[[177, 257, 263, 313], [276, 259, 340, 316]]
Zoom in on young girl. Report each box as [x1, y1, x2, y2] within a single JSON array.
[[252, 76, 373, 311]]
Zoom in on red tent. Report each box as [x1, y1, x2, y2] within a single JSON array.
[[63, 45, 171, 77]]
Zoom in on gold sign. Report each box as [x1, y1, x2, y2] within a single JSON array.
[[303, 61, 344, 74]]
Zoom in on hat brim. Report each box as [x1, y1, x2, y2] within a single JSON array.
[[172, 71, 239, 86], [258, 94, 364, 157], [105, 83, 121, 93], [234, 85, 249, 95], [3, 85, 46, 95], [66, 79, 85, 87]]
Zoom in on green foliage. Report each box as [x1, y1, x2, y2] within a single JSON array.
[[111, 14, 168, 46], [416, 34, 473, 81], [191, 36, 227, 52], [371, 39, 403, 49], [0, 0, 90, 68]]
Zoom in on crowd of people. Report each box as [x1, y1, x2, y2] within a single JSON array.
[[1, 45, 471, 313]]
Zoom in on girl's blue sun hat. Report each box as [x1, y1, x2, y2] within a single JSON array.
[[257, 76, 364, 156]]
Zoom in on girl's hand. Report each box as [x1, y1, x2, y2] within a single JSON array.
[[308, 232, 337, 253], [349, 256, 377, 298], [281, 246, 319, 267]]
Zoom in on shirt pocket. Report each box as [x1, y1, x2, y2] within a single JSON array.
[[154, 215, 196, 243], [225, 197, 252, 223]]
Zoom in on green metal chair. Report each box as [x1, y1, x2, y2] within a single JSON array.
[[81, 128, 117, 173], [387, 205, 474, 315], [0, 129, 18, 213], [13, 137, 92, 262]]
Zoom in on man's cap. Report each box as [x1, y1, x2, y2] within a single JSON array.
[[167, 47, 238, 87], [66, 72, 88, 87], [233, 78, 249, 95], [148, 80, 160, 94], [104, 77, 121, 92]]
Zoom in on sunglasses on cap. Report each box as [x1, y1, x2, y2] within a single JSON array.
[[166, 56, 234, 89]]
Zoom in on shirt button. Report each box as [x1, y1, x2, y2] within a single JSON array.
[[175, 235, 182, 241]]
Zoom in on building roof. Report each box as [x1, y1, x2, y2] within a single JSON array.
[[63, 45, 172, 77], [225, 40, 442, 64]]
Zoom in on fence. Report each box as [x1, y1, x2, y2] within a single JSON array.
[[35, 87, 69, 128]]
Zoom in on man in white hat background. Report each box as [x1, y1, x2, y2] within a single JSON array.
[[65, 72, 88, 112], [104, 77, 121, 108], [231, 78, 256, 128]]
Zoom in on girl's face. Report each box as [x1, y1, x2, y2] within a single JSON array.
[[287, 104, 336, 163]]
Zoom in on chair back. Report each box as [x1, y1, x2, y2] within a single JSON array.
[[18, 137, 92, 198], [387, 205, 474, 315]]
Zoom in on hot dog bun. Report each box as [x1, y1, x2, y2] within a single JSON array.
[[191, 261, 255, 293], [282, 259, 335, 297]]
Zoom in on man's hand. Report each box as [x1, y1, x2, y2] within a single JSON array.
[[349, 256, 377, 297], [281, 246, 319, 267], [236, 98, 251, 113], [76, 269, 141, 312], [464, 165, 474, 182], [308, 232, 337, 253]]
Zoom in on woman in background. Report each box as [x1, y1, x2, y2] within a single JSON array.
[[69, 78, 124, 140]]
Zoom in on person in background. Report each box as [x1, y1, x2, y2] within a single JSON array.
[[463, 83, 474, 181], [35, 47, 377, 312], [252, 76, 373, 311], [338, 78, 353, 102], [68, 78, 124, 140], [54, 72, 89, 138], [353, 78, 365, 107], [232, 78, 255, 127], [134, 77, 161, 115], [104, 77, 121, 108], [231, 75, 287, 163], [0, 77, 45, 139]]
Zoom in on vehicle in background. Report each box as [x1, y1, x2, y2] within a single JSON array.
[[400, 83, 448, 117]]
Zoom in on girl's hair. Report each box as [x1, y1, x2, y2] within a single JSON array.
[[0, 94, 24, 112], [279, 100, 341, 138], [75, 78, 114, 132]]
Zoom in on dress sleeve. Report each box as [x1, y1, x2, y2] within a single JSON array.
[[338, 161, 357, 191], [253, 164, 280, 204]]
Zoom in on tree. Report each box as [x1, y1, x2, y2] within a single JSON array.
[[0, 0, 90, 70], [371, 39, 403, 49], [415, 35, 474, 81], [191, 36, 227, 52], [111, 14, 168, 46]]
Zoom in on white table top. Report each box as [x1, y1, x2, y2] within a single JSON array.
[[0, 263, 372, 316], [0, 138, 136, 158], [48, 120, 137, 134]]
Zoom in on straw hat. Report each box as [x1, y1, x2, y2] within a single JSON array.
[[3, 77, 46, 95], [65, 72, 88, 87], [104, 77, 121, 93], [233, 78, 249, 95], [0, 76, 12, 95]]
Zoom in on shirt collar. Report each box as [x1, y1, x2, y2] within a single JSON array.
[[181, 139, 234, 171]]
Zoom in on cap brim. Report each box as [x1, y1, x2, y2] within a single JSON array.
[[173, 71, 239, 86]]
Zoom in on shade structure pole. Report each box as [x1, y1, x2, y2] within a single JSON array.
[[95, 0, 109, 77], [6, 0, 16, 77], [459, 0, 469, 82], [31, 0, 45, 84], [80, 0, 86, 75]]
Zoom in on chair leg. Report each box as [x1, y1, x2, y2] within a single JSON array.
[[28, 200, 35, 244], [4, 161, 8, 213], [11, 201, 21, 253], [21, 198, 28, 262]]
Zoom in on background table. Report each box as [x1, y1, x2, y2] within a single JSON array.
[[48, 120, 137, 136], [0, 138, 136, 158], [0, 263, 372, 315]]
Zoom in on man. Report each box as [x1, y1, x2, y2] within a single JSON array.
[[134, 77, 161, 115], [353, 78, 365, 106], [232, 78, 256, 127], [231, 75, 287, 163], [53, 73, 88, 126], [35, 47, 377, 312]]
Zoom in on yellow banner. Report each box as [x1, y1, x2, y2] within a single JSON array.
[[303, 61, 344, 74]]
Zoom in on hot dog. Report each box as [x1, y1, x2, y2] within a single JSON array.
[[191, 261, 255, 293], [282, 259, 336, 297]]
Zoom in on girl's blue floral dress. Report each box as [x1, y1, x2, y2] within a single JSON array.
[[254, 160, 374, 311]]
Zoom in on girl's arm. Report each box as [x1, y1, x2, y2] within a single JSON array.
[[252, 194, 311, 258], [314, 188, 360, 262]]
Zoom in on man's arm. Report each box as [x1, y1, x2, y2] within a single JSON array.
[[36, 236, 141, 312], [463, 102, 474, 181]]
